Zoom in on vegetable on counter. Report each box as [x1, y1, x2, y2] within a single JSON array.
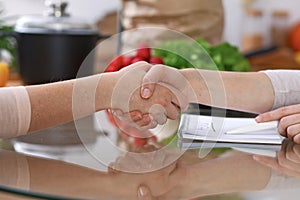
[[153, 38, 250, 72], [0, 61, 9, 87], [105, 44, 164, 72]]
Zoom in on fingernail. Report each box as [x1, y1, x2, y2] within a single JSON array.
[[132, 114, 142, 121], [113, 110, 122, 116], [143, 115, 151, 123], [138, 185, 148, 197], [255, 115, 261, 122], [142, 88, 151, 98]]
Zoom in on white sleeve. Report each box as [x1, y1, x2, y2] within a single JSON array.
[[0, 86, 31, 138], [262, 70, 300, 110]]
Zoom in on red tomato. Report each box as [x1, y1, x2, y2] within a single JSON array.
[[122, 56, 134, 67], [136, 45, 151, 61], [149, 56, 164, 64], [106, 55, 124, 72], [131, 57, 145, 63]]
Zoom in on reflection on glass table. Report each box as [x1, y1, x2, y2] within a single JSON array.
[[0, 111, 300, 199]]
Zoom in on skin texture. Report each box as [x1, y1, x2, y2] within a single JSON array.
[[256, 104, 300, 144], [127, 151, 272, 200], [0, 150, 186, 200], [140, 65, 274, 114], [24, 62, 183, 133], [253, 139, 300, 178], [138, 65, 300, 144]]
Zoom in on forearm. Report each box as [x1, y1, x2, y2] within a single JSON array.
[[161, 153, 271, 199], [27, 73, 116, 132], [180, 69, 274, 113], [0, 150, 141, 199]]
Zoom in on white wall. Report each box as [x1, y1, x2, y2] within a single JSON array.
[[223, 0, 300, 49], [0, 0, 120, 23], [2, 0, 300, 50]]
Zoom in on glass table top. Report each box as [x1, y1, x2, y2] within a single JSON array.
[[0, 111, 300, 200]]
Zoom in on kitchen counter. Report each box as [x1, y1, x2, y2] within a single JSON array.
[[248, 47, 300, 71]]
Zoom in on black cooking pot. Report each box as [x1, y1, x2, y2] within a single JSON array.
[[3, 2, 109, 85]]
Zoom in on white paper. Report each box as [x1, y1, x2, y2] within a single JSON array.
[[178, 114, 284, 144]]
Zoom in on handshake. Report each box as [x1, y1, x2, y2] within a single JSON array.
[[106, 61, 195, 130]]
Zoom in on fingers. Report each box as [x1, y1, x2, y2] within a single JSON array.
[[277, 114, 300, 140], [141, 65, 169, 99], [141, 65, 188, 99], [253, 139, 300, 178], [165, 103, 180, 120], [119, 61, 152, 74], [134, 114, 153, 127], [277, 146, 300, 174], [256, 105, 300, 123], [253, 155, 282, 171], [256, 105, 300, 143], [285, 141, 300, 164], [130, 110, 143, 122]]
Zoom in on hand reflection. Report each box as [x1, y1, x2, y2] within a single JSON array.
[[253, 139, 300, 178], [108, 146, 186, 197]]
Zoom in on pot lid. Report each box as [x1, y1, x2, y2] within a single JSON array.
[[14, 1, 98, 35]]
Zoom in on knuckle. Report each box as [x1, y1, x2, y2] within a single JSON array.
[[160, 98, 169, 108], [287, 126, 296, 136], [279, 117, 289, 129], [279, 106, 289, 116]]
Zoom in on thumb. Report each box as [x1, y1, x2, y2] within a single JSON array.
[[141, 77, 156, 99], [140, 65, 170, 99]]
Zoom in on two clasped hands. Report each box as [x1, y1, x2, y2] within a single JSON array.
[[107, 61, 191, 130], [109, 61, 300, 145]]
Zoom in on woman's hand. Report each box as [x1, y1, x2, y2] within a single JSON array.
[[114, 64, 193, 129], [256, 104, 300, 143], [253, 139, 300, 178], [108, 146, 186, 197], [109, 62, 184, 129]]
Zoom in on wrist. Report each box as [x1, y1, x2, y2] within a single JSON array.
[[96, 72, 119, 110], [180, 69, 209, 104]]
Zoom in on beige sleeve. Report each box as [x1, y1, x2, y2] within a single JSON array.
[[261, 70, 300, 110], [265, 170, 300, 190], [0, 86, 31, 138]]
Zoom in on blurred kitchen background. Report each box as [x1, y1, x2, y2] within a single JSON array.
[[1, 0, 300, 79], [0, 0, 300, 79], [1, 0, 300, 49]]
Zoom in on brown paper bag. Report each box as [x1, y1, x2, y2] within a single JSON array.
[[122, 0, 224, 45]]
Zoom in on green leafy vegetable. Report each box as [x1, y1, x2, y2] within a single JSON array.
[[154, 38, 250, 72], [0, 24, 17, 68]]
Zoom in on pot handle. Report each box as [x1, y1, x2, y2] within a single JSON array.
[[0, 31, 19, 41]]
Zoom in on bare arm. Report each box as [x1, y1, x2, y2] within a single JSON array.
[[26, 73, 116, 132], [180, 68, 274, 113], [25, 62, 180, 133], [141, 65, 274, 114], [158, 153, 271, 200]]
